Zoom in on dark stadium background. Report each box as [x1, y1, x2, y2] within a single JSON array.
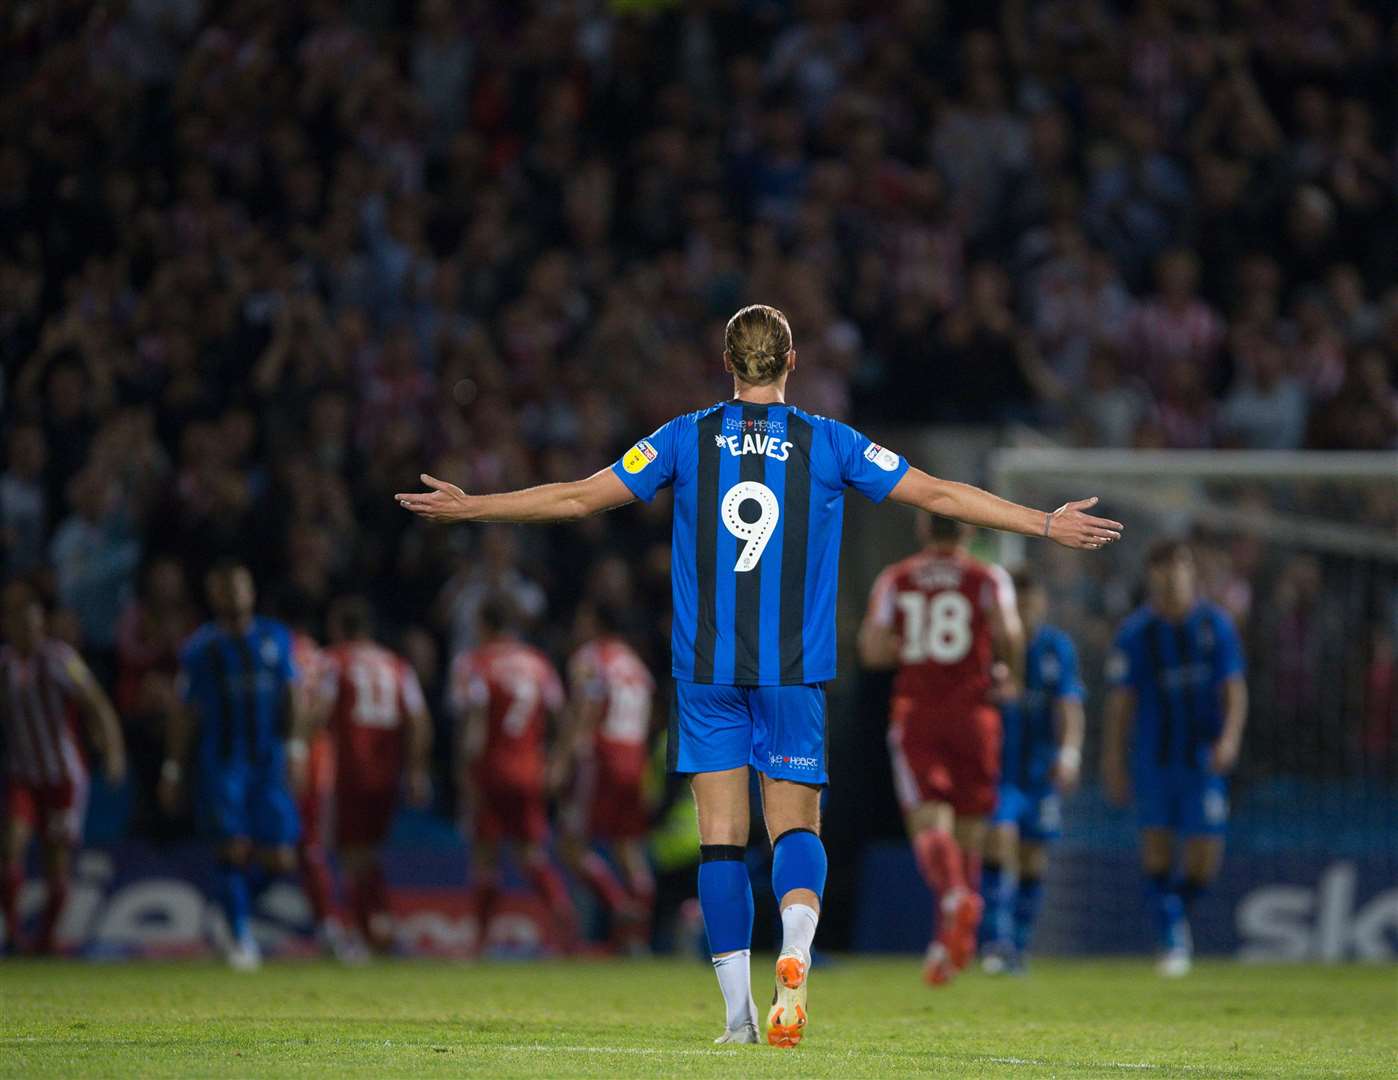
[[1, 0, 1394, 960]]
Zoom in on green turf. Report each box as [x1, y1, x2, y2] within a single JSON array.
[[1, 956, 1393, 1078]]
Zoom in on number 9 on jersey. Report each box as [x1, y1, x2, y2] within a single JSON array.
[[721, 481, 780, 572]]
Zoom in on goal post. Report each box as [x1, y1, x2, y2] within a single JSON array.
[[983, 448, 1398, 959]]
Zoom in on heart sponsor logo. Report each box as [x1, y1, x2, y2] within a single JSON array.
[[769, 753, 820, 771]]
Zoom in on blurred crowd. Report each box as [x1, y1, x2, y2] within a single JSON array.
[[2, 0, 1397, 807]]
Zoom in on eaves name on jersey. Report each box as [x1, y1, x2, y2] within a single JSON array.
[[612, 400, 909, 686]]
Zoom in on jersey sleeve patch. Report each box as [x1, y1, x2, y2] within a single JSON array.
[[622, 439, 657, 474], [612, 420, 678, 502], [830, 420, 909, 503], [863, 443, 900, 472]]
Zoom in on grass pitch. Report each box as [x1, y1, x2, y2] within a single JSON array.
[[1, 956, 1392, 1078]]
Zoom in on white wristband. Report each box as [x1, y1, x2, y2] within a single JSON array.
[[1057, 745, 1082, 769], [286, 738, 308, 763], [161, 759, 182, 782]]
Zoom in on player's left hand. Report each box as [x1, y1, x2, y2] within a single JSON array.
[[1051, 756, 1080, 795], [1210, 733, 1241, 774], [105, 749, 128, 786], [396, 474, 471, 523], [1046, 498, 1123, 550]]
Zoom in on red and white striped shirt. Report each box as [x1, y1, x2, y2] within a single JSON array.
[[1, 640, 88, 787], [1126, 298, 1224, 393]]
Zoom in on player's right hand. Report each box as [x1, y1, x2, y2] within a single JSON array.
[[1047, 498, 1123, 550], [1210, 732, 1242, 774], [988, 661, 1019, 705]]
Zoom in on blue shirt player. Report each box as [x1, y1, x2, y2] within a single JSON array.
[[397, 304, 1124, 1046], [163, 562, 302, 971], [980, 567, 1085, 973], [1103, 540, 1247, 977]]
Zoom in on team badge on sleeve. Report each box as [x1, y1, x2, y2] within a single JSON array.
[[863, 443, 900, 472], [622, 439, 657, 474]]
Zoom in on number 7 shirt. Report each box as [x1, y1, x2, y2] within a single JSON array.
[[612, 401, 909, 686], [448, 640, 565, 793]]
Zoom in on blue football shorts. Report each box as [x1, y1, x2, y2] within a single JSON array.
[[1135, 766, 1228, 838], [991, 782, 1063, 842], [670, 681, 827, 784], [199, 758, 301, 847]]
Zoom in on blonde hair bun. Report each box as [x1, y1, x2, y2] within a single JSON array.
[[724, 305, 792, 386]]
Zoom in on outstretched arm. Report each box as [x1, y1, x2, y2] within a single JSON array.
[[396, 468, 635, 525], [887, 468, 1122, 550]]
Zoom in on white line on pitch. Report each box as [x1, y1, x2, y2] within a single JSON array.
[[493, 1043, 740, 1056]]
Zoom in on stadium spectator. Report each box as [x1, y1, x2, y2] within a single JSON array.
[[0, 424, 48, 579], [1124, 249, 1226, 398], [1218, 328, 1308, 449], [49, 468, 142, 678]]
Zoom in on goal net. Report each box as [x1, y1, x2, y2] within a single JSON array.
[[986, 449, 1398, 960]]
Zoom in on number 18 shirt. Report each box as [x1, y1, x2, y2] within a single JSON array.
[[612, 401, 908, 686], [864, 550, 1015, 721]]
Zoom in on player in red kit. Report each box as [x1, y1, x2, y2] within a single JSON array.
[[858, 515, 1024, 986], [557, 602, 658, 952], [1, 581, 126, 954], [318, 597, 432, 953], [280, 595, 344, 955], [448, 596, 577, 952]]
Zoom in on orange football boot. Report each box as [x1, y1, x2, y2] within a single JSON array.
[[922, 940, 955, 986], [944, 890, 984, 971], [767, 951, 809, 1048]]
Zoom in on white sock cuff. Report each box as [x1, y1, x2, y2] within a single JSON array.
[[780, 903, 820, 964], [711, 948, 755, 1030]]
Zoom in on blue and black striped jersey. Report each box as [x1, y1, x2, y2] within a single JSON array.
[[1107, 602, 1244, 772], [612, 400, 909, 686], [178, 617, 299, 767]]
